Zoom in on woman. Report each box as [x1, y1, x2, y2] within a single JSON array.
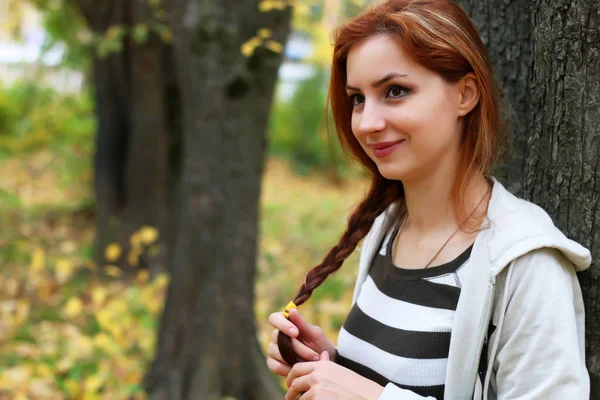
[[266, 0, 591, 399]]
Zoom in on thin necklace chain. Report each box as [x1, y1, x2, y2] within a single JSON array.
[[393, 188, 491, 269]]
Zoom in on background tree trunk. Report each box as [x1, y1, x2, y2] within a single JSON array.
[[74, 0, 172, 275], [457, 0, 532, 196], [143, 0, 291, 398], [462, 0, 600, 396], [527, 0, 600, 396]]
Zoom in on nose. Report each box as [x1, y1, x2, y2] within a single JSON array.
[[356, 101, 386, 136]]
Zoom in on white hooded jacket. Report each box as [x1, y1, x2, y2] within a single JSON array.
[[350, 179, 591, 399]]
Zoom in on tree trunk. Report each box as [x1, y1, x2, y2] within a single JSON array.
[[461, 0, 600, 395], [144, 0, 291, 398], [74, 0, 172, 275], [527, 0, 600, 396], [456, 0, 532, 196]]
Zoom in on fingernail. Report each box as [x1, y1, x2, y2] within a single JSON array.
[[313, 355, 320, 361], [289, 327, 298, 336]]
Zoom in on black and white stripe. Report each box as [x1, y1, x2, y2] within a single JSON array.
[[336, 221, 473, 399]]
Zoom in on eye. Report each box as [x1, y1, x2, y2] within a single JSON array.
[[386, 85, 410, 98], [349, 93, 365, 106]]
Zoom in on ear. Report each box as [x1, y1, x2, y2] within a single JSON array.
[[456, 72, 479, 117]]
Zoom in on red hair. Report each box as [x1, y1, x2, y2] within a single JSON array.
[[278, 0, 505, 366]]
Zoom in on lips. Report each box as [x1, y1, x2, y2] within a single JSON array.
[[370, 140, 404, 158]]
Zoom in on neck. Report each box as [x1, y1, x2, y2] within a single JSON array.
[[401, 166, 489, 235]]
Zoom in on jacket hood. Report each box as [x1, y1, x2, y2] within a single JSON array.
[[484, 178, 591, 275]]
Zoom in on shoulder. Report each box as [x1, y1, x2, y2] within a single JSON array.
[[485, 179, 591, 272]]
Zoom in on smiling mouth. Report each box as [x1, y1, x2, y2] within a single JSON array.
[[371, 140, 404, 158]]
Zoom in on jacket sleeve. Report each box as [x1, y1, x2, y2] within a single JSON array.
[[492, 248, 589, 399]]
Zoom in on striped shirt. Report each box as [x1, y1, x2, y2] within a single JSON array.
[[336, 221, 474, 399]]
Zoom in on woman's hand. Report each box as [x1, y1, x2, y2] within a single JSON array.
[[285, 351, 384, 399], [266, 308, 336, 377]]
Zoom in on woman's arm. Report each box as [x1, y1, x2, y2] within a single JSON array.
[[492, 248, 589, 399]]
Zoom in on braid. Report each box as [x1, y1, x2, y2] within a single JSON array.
[[277, 176, 404, 366]]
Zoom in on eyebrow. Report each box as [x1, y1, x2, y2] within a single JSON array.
[[346, 72, 409, 91]]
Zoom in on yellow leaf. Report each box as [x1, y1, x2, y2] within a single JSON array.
[[127, 248, 141, 267], [139, 226, 159, 245], [104, 265, 122, 277], [104, 243, 122, 262], [96, 308, 112, 330], [259, 0, 287, 12], [55, 258, 75, 283], [36, 363, 54, 378], [130, 232, 142, 248], [257, 28, 272, 39], [93, 333, 120, 356], [153, 273, 170, 289], [63, 297, 83, 318], [92, 286, 108, 306], [30, 248, 45, 272], [65, 379, 81, 398], [84, 375, 103, 393], [264, 40, 283, 53], [56, 357, 75, 373], [136, 270, 150, 284], [241, 37, 262, 57]]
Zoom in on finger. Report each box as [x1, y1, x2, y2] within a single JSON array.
[[269, 312, 299, 337], [286, 361, 316, 388], [319, 351, 329, 361], [267, 341, 285, 363], [285, 375, 311, 400], [266, 356, 291, 377], [291, 338, 320, 361], [271, 335, 319, 362], [288, 308, 317, 336]]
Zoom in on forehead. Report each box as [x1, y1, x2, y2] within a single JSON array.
[[346, 35, 425, 84]]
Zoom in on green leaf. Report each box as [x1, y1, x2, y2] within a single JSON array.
[[133, 23, 149, 44]]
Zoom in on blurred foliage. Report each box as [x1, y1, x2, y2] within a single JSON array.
[[0, 0, 376, 396], [0, 81, 95, 204], [0, 247, 167, 399], [0, 156, 368, 398], [268, 66, 357, 178], [0, 81, 95, 155]]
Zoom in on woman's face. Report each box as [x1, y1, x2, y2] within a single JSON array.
[[346, 35, 472, 183]]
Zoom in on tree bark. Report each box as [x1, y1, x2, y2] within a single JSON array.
[[460, 0, 600, 395], [73, 0, 172, 274], [457, 0, 532, 196], [527, 0, 600, 396], [144, 0, 291, 398]]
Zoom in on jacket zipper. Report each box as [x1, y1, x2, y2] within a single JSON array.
[[470, 277, 496, 399]]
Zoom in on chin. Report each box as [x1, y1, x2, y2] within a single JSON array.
[[377, 163, 410, 181]]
